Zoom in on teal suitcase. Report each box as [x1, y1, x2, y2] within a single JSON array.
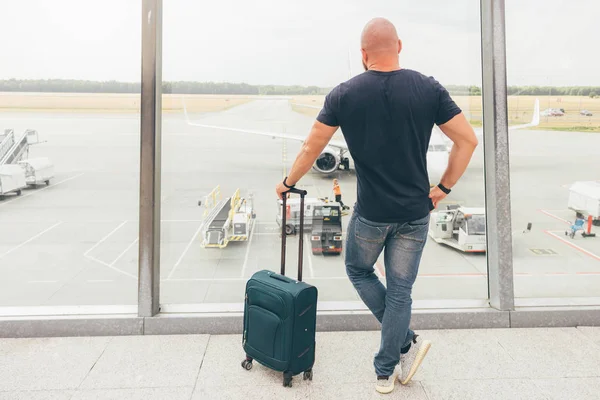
[[241, 188, 318, 387]]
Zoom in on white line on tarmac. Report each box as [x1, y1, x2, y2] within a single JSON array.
[[110, 237, 139, 266], [240, 221, 257, 278], [0, 173, 85, 207], [0, 221, 62, 261], [84, 221, 128, 257], [167, 223, 204, 280], [305, 234, 315, 279], [83, 221, 137, 279], [545, 230, 600, 262], [85, 254, 137, 279]]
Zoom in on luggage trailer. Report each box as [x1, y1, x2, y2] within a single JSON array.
[[199, 186, 255, 248]]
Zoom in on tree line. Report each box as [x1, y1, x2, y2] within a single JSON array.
[[0, 79, 598, 97], [0, 79, 328, 95]]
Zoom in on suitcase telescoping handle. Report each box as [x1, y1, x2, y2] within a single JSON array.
[[281, 187, 307, 282]]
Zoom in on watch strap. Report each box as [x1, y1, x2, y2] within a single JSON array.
[[283, 177, 295, 189], [437, 183, 451, 194]]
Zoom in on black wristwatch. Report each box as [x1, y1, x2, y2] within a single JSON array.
[[283, 176, 295, 189], [437, 183, 451, 194]]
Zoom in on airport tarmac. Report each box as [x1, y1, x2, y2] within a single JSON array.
[[0, 99, 599, 312]]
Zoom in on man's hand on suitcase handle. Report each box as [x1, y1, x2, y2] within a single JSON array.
[[276, 180, 307, 200]]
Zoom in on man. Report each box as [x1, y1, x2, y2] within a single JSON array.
[[275, 17, 478, 394], [332, 178, 349, 210]]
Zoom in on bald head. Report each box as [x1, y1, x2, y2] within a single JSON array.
[[360, 18, 402, 71], [361, 18, 399, 52]]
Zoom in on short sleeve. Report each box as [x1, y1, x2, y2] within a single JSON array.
[[316, 86, 341, 127], [433, 79, 462, 126]]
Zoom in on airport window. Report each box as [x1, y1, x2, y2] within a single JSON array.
[[0, 1, 141, 311], [506, 1, 600, 304], [158, 0, 489, 309]]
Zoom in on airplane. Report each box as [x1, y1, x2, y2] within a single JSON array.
[[183, 96, 540, 184]]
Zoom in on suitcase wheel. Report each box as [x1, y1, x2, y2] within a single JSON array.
[[283, 371, 293, 387], [303, 369, 313, 381], [241, 358, 253, 371]]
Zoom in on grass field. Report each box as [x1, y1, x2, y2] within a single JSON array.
[[292, 95, 600, 132], [0, 93, 252, 113], [1, 92, 599, 132]]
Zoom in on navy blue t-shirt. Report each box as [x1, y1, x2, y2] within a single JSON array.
[[317, 69, 461, 223]]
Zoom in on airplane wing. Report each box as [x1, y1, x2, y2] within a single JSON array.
[[183, 99, 348, 150], [292, 103, 322, 110], [507, 98, 540, 130], [183, 97, 539, 152]]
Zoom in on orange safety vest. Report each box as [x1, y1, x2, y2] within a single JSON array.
[[333, 183, 341, 196]]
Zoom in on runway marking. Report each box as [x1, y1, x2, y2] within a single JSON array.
[[304, 234, 315, 279], [0, 221, 62, 261], [110, 237, 139, 267], [282, 136, 288, 179], [240, 221, 257, 278], [539, 209, 570, 225], [0, 173, 85, 207], [83, 221, 137, 279], [544, 230, 600, 262], [84, 221, 128, 257], [167, 223, 204, 280]]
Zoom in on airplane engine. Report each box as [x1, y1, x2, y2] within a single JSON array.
[[312, 147, 340, 174]]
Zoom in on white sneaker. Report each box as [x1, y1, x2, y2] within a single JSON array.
[[399, 335, 431, 385], [375, 365, 402, 394]]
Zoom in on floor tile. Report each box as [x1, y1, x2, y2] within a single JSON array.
[[80, 335, 209, 389], [533, 377, 600, 400], [421, 379, 548, 400], [71, 387, 194, 400], [0, 337, 111, 391]]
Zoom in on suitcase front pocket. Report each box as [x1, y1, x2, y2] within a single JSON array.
[[247, 305, 284, 361]]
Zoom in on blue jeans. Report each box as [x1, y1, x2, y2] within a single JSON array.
[[345, 211, 430, 377]]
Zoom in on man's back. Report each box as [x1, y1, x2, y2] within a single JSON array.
[[317, 69, 461, 223]]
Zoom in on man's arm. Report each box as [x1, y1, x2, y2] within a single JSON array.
[[275, 121, 338, 198], [429, 112, 478, 208], [438, 112, 478, 188]]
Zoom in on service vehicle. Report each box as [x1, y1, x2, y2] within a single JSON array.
[[429, 205, 487, 253], [568, 181, 600, 226], [0, 164, 27, 197], [18, 157, 54, 186], [276, 197, 327, 235], [310, 202, 343, 255]]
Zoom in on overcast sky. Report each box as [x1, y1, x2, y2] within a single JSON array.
[[0, 0, 597, 87]]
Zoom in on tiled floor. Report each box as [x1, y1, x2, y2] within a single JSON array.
[[0, 327, 599, 399]]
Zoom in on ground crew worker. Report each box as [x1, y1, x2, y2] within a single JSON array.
[[333, 179, 349, 210]]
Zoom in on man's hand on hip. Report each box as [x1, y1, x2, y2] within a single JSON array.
[[429, 186, 447, 209]]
